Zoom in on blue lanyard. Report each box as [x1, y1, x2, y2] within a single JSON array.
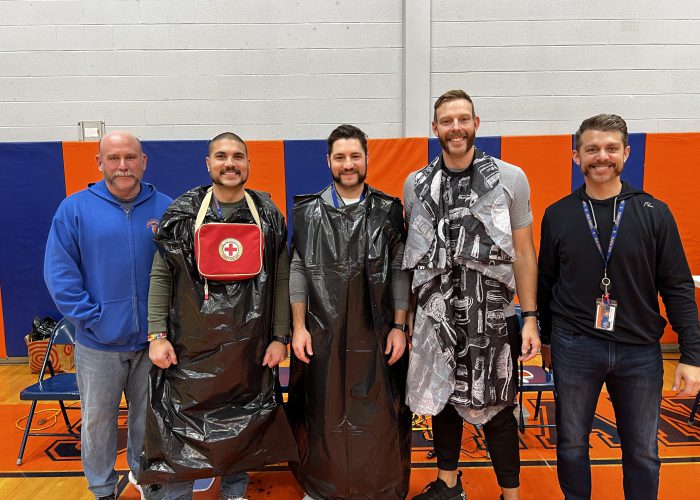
[[212, 196, 224, 218], [581, 199, 626, 270], [331, 184, 366, 208]]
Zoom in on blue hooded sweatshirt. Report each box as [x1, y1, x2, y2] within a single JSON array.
[[44, 180, 172, 352]]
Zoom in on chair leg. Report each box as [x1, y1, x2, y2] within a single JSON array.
[[534, 390, 543, 419], [518, 389, 525, 434], [58, 401, 77, 433], [689, 393, 700, 425], [17, 401, 38, 465]]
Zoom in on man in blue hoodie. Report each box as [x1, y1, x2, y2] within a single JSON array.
[[44, 131, 172, 500]]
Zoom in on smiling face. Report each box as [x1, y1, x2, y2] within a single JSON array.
[[327, 137, 367, 190], [96, 132, 147, 200], [573, 129, 630, 190], [432, 98, 480, 164], [206, 138, 250, 190]]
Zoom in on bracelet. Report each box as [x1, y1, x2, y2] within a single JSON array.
[[147, 332, 167, 342], [391, 322, 408, 332], [272, 335, 291, 345], [521, 311, 539, 319]]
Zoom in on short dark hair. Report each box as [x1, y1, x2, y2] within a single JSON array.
[[433, 89, 476, 122], [574, 114, 629, 151], [208, 132, 247, 156], [327, 124, 368, 156]]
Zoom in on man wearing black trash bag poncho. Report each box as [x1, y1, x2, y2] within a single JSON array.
[[288, 124, 412, 499], [139, 133, 297, 498]]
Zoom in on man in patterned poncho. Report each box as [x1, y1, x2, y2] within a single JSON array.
[[403, 90, 541, 500]]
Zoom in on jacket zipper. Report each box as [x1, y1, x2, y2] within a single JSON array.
[[125, 206, 140, 348]]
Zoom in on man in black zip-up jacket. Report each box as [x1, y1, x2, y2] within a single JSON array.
[[538, 114, 700, 500]]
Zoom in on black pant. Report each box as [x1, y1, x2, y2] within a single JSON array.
[[431, 315, 521, 489]]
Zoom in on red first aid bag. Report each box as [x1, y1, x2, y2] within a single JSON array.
[[194, 189, 264, 291]]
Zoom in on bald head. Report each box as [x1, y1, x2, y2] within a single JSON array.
[[98, 131, 143, 158]]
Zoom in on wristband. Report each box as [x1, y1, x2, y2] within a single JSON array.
[[391, 322, 408, 332], [522, 311, 539, 319], [272, 335, 291, 345], [147, 332, 167, 342]]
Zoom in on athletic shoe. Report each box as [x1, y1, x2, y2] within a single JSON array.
[[412, 470, 466, 500]]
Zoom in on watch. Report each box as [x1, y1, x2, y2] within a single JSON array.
[[272, 335, 291, 345], [521, 311, 539, 319], [391, 322, 408, 332]]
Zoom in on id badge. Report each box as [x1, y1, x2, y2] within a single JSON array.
[[595, 298, 617, 331]]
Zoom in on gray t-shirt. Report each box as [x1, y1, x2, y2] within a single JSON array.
[[289, 185, 410, 311], [402, 157, 533, 316]]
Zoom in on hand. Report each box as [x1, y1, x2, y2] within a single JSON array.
[[519, 319, 541, 362], [672, 362, 700, 397], [541, 344, 552, 369], [292, 326, 313, 364], [149, 338, 177, 369], [385, 328, 407, 365], [262, 341, 288, 368]]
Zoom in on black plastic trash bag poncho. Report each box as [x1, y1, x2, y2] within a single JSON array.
[[140, 186, 298, 484], [287, 186, 412, 499]]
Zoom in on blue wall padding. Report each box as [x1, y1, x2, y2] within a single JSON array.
[[428, 136, 502, 163], [0, 143, 68, 355], [622, 133, 646, 189], [142, 140, 211, 200], [283, 140, 330, 244], [571, 133, 646, 192], [428, 138, 441, 161]]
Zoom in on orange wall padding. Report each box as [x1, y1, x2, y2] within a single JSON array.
[[641, 133, 700, 343], [366, 138, 428, 199], [62, 142, 102, 197], [501, 135, 573, 253], [643, 134, 700, 273], [246, 140, 287, 219], [0, 286, 6, 358]]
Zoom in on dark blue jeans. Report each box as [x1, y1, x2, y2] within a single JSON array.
[[551, 325, 663, 500]]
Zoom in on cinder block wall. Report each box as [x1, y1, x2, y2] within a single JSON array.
[[431, 0, 700, 136], [1, 0, 699, 141], [0, 0, 404, 140]]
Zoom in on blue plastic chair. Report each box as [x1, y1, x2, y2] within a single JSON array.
[[17, 318, 80, 465], [518, 361, 556, 433], [514, 305, 556, 434]]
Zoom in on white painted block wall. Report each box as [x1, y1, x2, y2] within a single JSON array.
[[0, 0, 698, 141], [432, 0, 700, 136]]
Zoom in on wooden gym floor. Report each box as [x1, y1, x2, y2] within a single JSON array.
[[1, 353, 698, 500]]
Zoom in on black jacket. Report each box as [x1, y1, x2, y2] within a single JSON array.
[[538, 182, 700, 366]]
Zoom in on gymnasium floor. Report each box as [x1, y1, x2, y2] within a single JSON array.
[[1, 353, 698, 500]]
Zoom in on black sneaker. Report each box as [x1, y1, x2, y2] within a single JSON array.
[[412, 471, 466, 500]]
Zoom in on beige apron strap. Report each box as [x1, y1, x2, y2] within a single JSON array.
[[195, 188, 260, 230], [244, 190, 262, 228], [194, 188, 213, 233]]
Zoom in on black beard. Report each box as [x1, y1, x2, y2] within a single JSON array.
[[210, 170, 247, 186], [331, 170, 366, 188]]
